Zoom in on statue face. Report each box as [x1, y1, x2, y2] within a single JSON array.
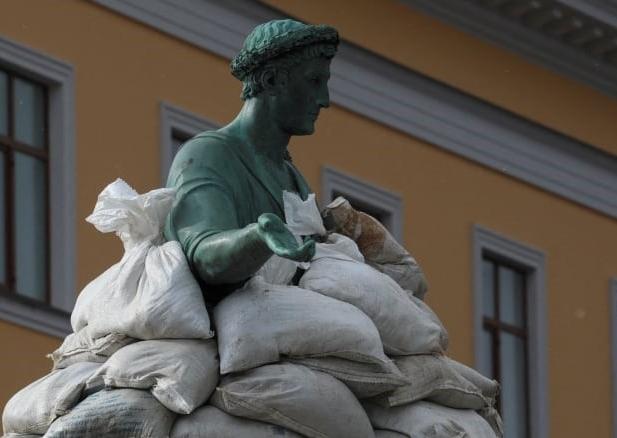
[[272, 56, 331, 136]]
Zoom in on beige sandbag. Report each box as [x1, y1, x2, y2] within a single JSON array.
[[170, 405, 303, 438], [44, 389, 176, 438], [301, 234, 447, 355], [214, 276, 398, 379], [2, 362, 100, 436], [85, 339, 218, 414], [372, 354, 494, 410], [49, 326, 137, 370], [211, 363, 375, 438], [323, 196, 428, 299], [363, 400, 498, 438], [71, 179, 213, 341]]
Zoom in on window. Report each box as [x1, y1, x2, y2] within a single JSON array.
[[611, 278, 617, 438], [321, 166, 404, 241], [480, 255, 530, 437], [0, 36, 75, 337], [473, 225, 548, 438], [0, 69, 49, 304], [160, 102, 218, 184]]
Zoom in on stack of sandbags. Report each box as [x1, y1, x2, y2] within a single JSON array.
[[3, 180, 218, 438], [2, 185, 503, 438]]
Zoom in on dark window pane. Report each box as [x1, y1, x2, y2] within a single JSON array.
[[0, 152, 5, 283], [482, 259, 495, 318], [13, 78, 45, 148], [14, 153, 47, 301], [479, 328, 494, 378], [0, 71, 7, 136], [171, 135, 185, 157], [499, 265, 526, 328], [500, 332, 528, 438]]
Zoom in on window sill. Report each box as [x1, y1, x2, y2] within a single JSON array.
[[0, 292, 71, 338]]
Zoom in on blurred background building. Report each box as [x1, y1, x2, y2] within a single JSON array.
[[1, 1, 617, 436]]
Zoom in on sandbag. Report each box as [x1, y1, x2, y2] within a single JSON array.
[[71, 179, 213, 341], [448, 358, 500, 401], [323, 196, 428, 299], [215, 275, 397, 377], [363, 400, 497, 438], [170, 405, 303, 438], [3, 434, 42, 438], [2, 362, 100, 436], [374, 431, 406, 438], [85, 339, 219, 414], [301, 234, 447, 355], [211, 363, 375, 438], [290, 356, 408, 399], [49, 326, 137, 370], [372, 354, 494, 410], [44, 389, 176, 438]]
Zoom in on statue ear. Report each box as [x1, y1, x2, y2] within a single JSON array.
[[258, 66, 279, 96]]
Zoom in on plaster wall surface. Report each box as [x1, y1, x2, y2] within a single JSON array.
[[0, 1, 615, 436]]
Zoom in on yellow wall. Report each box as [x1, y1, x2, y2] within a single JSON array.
[[263, 0, 617, 157], [0, 1, 616, 436]]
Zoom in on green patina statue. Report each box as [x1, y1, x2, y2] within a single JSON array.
[[164, 19, 339, 303]]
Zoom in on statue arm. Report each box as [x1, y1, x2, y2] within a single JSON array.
[[166, 176, 314, 287]]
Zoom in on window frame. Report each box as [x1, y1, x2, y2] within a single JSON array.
[[0, 36, 75, 338], [611, 277, 617, 438], [0, 69, 51, 304], [159, 102, 219, 185], [321, 166, 404, 242], [473, 224, 548, 438]]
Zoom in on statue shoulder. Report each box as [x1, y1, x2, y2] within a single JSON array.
[[167, 130, 242, 186]]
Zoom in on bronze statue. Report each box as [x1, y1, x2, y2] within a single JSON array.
[[164, 19, 339, 303]]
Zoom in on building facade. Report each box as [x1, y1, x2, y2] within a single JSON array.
[[1, 1, 617, 437]]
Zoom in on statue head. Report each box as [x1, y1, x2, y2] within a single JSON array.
[[231, 19, 339, 135]]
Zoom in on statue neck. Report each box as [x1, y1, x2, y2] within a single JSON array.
[[230, 99, 290, 165]]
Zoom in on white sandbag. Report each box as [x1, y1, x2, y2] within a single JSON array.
[[372, 354, 493, 410], [85, 339, 219, 414], [3, 434, 42, 438], [448, 357, 500, 401], [2, 362, 100, 436], [215, 275, 396, 376], [71, 179, 213, 341], [44, 389, 176, 438], [254, 254, 298, 286], [211, 363, 375, 438], [323, 196, 428, 299], [283, 191, 326, 237], [49, 326, 137, 370], [363, 400, 498, 438], [290, 356, 408, 399], [170, 405, 303, 438], [374, 431, 407, 438], [300, 234, 447, 355]]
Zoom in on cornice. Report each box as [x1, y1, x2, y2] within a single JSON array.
[[402, 0, 617, 97]]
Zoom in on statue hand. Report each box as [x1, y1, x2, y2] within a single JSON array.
[[257, 213, 315, 262]]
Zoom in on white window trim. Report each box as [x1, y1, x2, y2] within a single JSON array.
[[0, 36, 75, 337], [611, 277, 617, 438], [321, 166, 404, 242], [472, 224, 549, 438], [160, 102, 219, 185]]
